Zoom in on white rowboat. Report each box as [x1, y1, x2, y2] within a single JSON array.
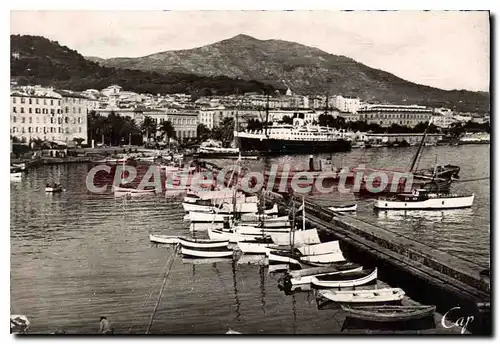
[[296, 241, 341, 256], [290, 266, 363, 285], [181, 247, 233, 258], [311, 268, 378, 288], [319, 287, 405, 304], [178, 237, 229, 249]]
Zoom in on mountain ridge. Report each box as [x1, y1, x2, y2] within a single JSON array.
[[10, 34, 278, 96], [91, 34, 489, 112]]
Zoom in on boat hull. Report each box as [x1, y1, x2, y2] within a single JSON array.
[[374, 194, 474, 210], [178, 237, 229, 249], [189, 212, 233, 223], [181, 247, 233, 258], [237, 242, 272, 254], [236, 136, 351, 154], [319, 287, 405, 304], [311, 268, 378, 288], [270, 229, 320, 246], [300, 252, 345, 264], [290, 266, 363, 285], [341, 305, 436, 322], [149, 234, 183, 244]]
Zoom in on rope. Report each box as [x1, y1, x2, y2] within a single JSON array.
[[145, 244, 179, 334], [452, 176, 489, 183]]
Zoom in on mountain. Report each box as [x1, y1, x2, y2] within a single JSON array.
[[93, 34, 489, 113], [10, 35, 277, 96]]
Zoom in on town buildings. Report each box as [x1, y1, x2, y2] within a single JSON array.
[[10, 87, 88, 144], [355, 104, 434, 127]]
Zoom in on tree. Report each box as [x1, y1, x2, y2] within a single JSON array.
[[141, 116, 157, 142], [196, 123, 211, 143], [212, 117, 235, 147], [158, 120, 176, 145]]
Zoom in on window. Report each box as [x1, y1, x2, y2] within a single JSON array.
[[51, 109, 55, 115], [78, 108, 81, 114], [13, 116, 16, 123], [12, 97, 16, 104], [35, 127, 38, 133], [28, 127, 31, 133], [43, 99, 47, 105], [58, 100, 61, 106], [21, 117, 25, 123], [50, 99, 53, 106], [36, 98, 39, 105], [21, 97, 25, 104], [20, 108, 24, 113], [65, 117, 69, 124], [65, 107, 69, 114], [29, 117, 32, 123], [13, 107, 16, 113], [79, 127, 82, 133], [29, 98, 32, 105], [29, 108, 32, 114]]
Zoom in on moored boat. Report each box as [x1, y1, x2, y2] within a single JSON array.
[[288, 262, 362, 278], [237, 239, 274, 254], [288, 265, 363, 285], [270, 228, 320, 246], [319, 287, 405, 304], [296, 240, 341, 256], [328, 204, 357, 212], [149, 234, 185, 244], [341, 304, 436, 322], [181, 247, 233, 258], [311, 268, 378, 288], [178, 237, 229, 249], [374, 189, 474, 210], [299, 252, 346, 264], [189, 211, 233, 223]]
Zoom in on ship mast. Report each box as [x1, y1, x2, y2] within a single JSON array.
[[409, 117, 433, 173], [264, 92, 269, 137]]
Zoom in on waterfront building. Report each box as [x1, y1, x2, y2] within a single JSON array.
[[357, 104, 434, 127], [10, 89, 89, 144], [166, 109, 199, 141], [432, 114, 456, 129]]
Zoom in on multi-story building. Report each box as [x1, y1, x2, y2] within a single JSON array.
[[58, 90, 89, 144], [10, 88, 88, 144], [166, 109, 199, 141], [335, 95, 360, 114], [357, 104, 434, 127], [10, 90, 63, 143], [432, 114, 456, 129]]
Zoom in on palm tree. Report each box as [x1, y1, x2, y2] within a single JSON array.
[[141, 116, 157, 143], [158, 120, 176, 148]]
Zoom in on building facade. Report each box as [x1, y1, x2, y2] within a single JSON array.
[[357, 104, 434, 127], [10, 90, 89, 144], [166, 109, 198, 141]]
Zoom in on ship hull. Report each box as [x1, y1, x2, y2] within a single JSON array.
[[237, 137, 351, 154]]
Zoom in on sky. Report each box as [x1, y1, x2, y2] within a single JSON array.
[[10, 10, 490, 92]]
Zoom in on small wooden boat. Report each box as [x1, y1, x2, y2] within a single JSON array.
[[178, 237, 229, 249], [189, 211, 233, 223], [289, 265, 363, 285], [296, 241, 341, 256], [237, 240, 273, 254], [311, 268, 377, 288], [341, 305, 436, 322], [328, 204, 357, 212], [270, 228, 320, 246], [181, 247, 233, 258], [289, 262, 362, 278], [149, 234, 185, 244], [319, 287, 405, 304], [45, 184, 63, 193], [300, 252, 346, 264], [267, 250, 302, 266], [234, 225, 291, 236], [182, 201, 214, 213], [208, 228, 263, 243]]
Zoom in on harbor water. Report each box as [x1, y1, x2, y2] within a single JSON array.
[[10, 144, 489, 334]]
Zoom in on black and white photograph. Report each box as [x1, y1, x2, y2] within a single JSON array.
[[9, 8, 491, 335]]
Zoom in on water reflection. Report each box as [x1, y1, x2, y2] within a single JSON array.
[[259, 265, 266, 315], [231, 259, 241, 322]]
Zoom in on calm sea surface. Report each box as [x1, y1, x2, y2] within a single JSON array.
[[10, 144, 490, 334]]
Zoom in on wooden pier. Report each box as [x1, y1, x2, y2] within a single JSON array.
[[264, 192, 491, 334]]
